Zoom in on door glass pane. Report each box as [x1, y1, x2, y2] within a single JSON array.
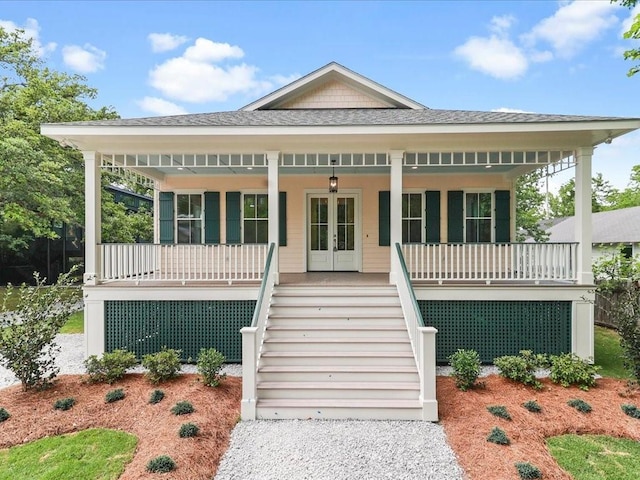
[[311, 225, 319, 250], [402, 194, 409, 217], [244, 195, 255, 218], [409, 194, 421, 217], [337, 224, 346, 250], [319, 198, 328, 223], [319, 225, 328, 250], [337, 198, 346, 224], [347, 224, 354, 250], [311, 199, 319, 223], [346, 198, 354, 223]]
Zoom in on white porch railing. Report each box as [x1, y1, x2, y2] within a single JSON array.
[[99, 243, 269, 282], [394, 244, 438, 421], [401, 242, 578, 282]]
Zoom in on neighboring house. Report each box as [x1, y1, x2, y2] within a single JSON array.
[[547, 206, 640, 261], [41, 62, 640, 421]]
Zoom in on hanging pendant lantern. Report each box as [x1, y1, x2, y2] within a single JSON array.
[[329, 158, 338, 193]]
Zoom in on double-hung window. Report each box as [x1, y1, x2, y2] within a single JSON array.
[[243, 193, 268, 243], [465, 192, 492, 242], [176, 193, 203, 244], [402, 193, 423, 243]]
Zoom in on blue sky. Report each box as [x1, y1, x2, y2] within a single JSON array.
[[2, 0, 639, 191]]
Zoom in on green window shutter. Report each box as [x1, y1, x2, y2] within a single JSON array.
[[226, 192, 241, 244], [447, 191, 464, 243], [159, 192, 174, 244], [379, 191, 390, 246], [279, 191, 287, 246], [495, 190, 511, 243], [425, 190, 441, 243], [204, 192, 220, 244]]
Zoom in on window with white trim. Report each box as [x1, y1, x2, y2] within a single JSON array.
[[243, 193, 268, 243], [176, 193, 203, 244], [402, 193, 423, 243], [465, 192, 492, 242]]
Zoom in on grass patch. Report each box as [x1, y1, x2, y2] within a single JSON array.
[[60, 311, 83, 334], [594, 326, 629, 379], [547, 434, 640, 480], [0, 287, 18, 312], [0, 428, 137, 480]]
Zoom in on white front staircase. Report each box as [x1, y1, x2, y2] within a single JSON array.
[[254, 285, 424, 420]]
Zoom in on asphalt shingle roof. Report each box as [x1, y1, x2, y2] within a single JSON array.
[[547, 206, 640, 244], [51, 109, 633, 127]]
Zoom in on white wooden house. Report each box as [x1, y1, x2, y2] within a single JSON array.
[[41, 62, 640, 421]]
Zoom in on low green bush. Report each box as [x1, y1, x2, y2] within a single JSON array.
[[171, 400, 194, 415], [515, 462, 542, 479], [621, 403, 640, 419], [486, 426, 510, 445], [142, 347, 181, 384], [549, 353, 600, 390], [0, 407, 9, 422], [146, 455, 176, 473], [179, 422, 199, 438], [494, 351, 548, 390], [197, 348, 227, 387], [567, 398, 592, 413], [84, 349, 137, 384], [53, 397, 76, 411], [149, 389, 165, 405], [105, 388, 125, 403], [522, 400, 542, 413], [448, 349, 481, 391], [487, 405, 512, 421]]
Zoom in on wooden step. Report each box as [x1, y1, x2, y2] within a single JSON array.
[[261, 337, 412, 352], [256, 398, 424, 420], [257, 381, 419, 400], [259, 350, 416, 367], [265, 325, 409, 339], [257, 365, 418, 382]]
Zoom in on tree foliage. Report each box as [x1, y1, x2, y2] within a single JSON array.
[[608, 165, 640, 210], [515, 170, 548, 242], [617, 0, 640, 76], [548, 173, 617, 218]]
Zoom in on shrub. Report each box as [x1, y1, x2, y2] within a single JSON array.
[[567, 398, 592, 413], [0, 408, 9, 422], [621, 403, 640, 419], [0, 268, 81, 390], [515, 462, 542, 479], [142, 347, 181, 384], [548, 353, 599, 390], [54, 397, 76, 411], [171, 400, 194, 415], [486, 426, 510, 445], [179, 422, 199, 438], [105, 388, 125, 403], [149, 389, 165, 405], [197, 348, 227, 387], [494, 351, 548, 390], [448, 349, 481, 391], [607, 283, 640, 381], [487, 405, 512, 421], [84, 349, 137, 384], [522, 400, 542, 413], [146, 455, 176, 473]]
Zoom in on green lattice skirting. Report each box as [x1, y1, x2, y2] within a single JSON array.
[[418, 300, 572, 364], [104, 300, 255, 362]]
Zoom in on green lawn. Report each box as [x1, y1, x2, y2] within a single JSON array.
[[0, 428, 137, 480], [60, 311, 84, 334], [594, 325, 630, 379], [0, 288, 18, 312], [547, 434, 640, 480]]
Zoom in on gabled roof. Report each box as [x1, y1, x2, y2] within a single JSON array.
[[240, 62, 426, 111], [547, 206, 640, 244]]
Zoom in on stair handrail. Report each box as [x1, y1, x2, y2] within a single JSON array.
[[395, 243, 438, 420], [241, 242, 276, 420]]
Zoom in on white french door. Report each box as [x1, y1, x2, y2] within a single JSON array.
[[307, 193, 360, 271]]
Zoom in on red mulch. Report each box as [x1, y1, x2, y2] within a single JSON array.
[[1, 374, 639, 479], [0, 374, 241, 480], [438, 375, 640, 480]]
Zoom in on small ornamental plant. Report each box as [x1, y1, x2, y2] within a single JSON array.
[[84, 349, 137, 384], [142, 347, 181, 384], [515, 462, 542, 479], [146, 455, 176, 473], [149, 389, 165, 405], [621, 403, 640, 419], [548, 353, 599, 391], [53, 397, 76, 411], [567, 398, 592, 413], [171, 400, 195, 415], [486, 427, 510, 445], [105, 388, 125, 403], [448, 349, 481, 391], [179, 422, 199, 438], [522, 400, 542, 413], [196, 348, 227, 387], [494, 351, 548, 390], [487, 405, 512, 421], [0, 408, 10, 422]]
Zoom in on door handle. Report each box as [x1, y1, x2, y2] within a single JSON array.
[[333, 234, 337, 252]]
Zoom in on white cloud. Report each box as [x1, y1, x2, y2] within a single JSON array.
[[62, 44, 106, 73], [0, 18, 56, 56], [523, 1, 619, 59], [269, 73, 302, 86], [137, 96, 188, 116], [454, 35, 528, 79], [492, 107, 535, 114], [148, 38, 286, 103], [489, 15, 516, 36], [148, 32, 188, 53]]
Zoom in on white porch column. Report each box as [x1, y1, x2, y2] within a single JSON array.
[[83, 151, 101, 285], [389, 150, 404, 284], [574, 147, 594, 285], [267, 151, 280, 284]]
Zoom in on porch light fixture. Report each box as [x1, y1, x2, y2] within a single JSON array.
[[329, 158, 338, 193]]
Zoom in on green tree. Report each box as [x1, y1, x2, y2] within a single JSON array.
[[515, 170, 548, 241], [617, 0, 640, 76], [608, 165, 640, 209], [548, 173, 617, 217]]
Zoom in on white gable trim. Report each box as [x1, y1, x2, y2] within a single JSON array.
[[241, 62, 426, 111]]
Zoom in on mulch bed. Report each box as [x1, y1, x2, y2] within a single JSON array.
[[0, 374, 241, 480], [1, 374, 640, 479]]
